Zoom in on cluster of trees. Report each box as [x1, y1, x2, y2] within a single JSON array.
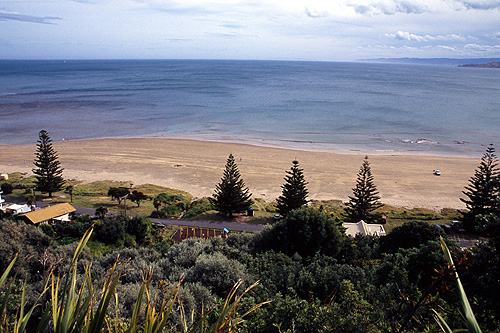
[[1, 206, 499, 331], [211, 153, 383, 222]]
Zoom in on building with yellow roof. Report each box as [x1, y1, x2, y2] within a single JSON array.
[[20, 203, 76, 225]]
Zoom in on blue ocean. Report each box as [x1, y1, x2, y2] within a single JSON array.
[[1, 60, 499, 156]]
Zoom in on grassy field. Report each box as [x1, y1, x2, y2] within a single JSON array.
[[1, 172, 463, 232]]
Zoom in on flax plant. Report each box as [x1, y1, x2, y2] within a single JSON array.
[[0, 227, 268, 333], [434, 236, 482, 333]]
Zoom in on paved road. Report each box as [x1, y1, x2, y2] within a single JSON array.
[[3, 196, 265, 232]]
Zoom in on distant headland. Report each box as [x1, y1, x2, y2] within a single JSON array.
[[360, 57, 500, 66], [458, 62, 500, 69]]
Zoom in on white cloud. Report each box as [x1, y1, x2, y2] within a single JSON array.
[[454, 0, 500, 10], [348, 0, 432, 15], [437, 45, 457, 51], [305, 7, 329, 18], [386, 31, 467, 42], [0, 10, 61, 24], [464, 43, 500, 52]]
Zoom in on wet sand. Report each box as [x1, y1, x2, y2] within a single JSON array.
[[0, 138, 479, 210]]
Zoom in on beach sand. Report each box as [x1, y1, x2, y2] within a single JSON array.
[[0, 138, 479, 210]]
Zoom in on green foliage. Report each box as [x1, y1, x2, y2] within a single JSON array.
[[32, 130, 65, 197], [53, 214, 93, 240], [380, 221, 442, 254], [0, 220, 54, 278], [0, 226, 266, 333], [107, 187, 130, 205], [40, 223, 55, 238], [152, 193, 190, 218], [0, 183, 13, 195], [129, 190, 148, 207], [184, 252, 248, 298], [183, 197, 214, 219], [96, 215, 126, 244], [276, 160, 309, 216], [438, 236, 482, 333], [461, 144, 500, 232], [462, 237, 500, 330], [95, 206, 108, 218], [209, 154, 253, 216], [345, 156, 383, 222], [126, 216, 152, 242], [257, 207, 345, 260]]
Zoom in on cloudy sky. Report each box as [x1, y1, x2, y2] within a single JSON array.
[[1, 0, 500, 61]]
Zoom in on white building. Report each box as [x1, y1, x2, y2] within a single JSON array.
[[343, 220, 386, 237], [4, 203, 32, 215]]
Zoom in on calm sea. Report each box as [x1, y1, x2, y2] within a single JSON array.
[[1, 60, 499, 157]]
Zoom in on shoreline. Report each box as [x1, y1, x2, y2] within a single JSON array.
[[0, 137, 479, 210], [52, 132, 486, 159]]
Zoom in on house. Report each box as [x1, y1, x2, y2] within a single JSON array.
[[343, 220, 386, 237], [20, 203, 76, 225], [3, 203, 31, 215]]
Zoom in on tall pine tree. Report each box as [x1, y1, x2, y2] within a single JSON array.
[[32, 130, 65, 197], [276, 160, 309, 216], [346, 156, 382, 222], [460, 144, 500, 232], [209, 154, 253, 216]]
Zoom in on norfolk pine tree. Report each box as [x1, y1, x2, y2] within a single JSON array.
[[276, 160, 309, 216], [460, 144, 500, 232], [32, 130, 65, 197], [209, 154, 253, 216], [346, 156, 382, 222]]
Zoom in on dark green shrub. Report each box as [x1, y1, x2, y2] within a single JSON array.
[[184, 197, 213, 218], [1, 183, 13, 194], [126, 217, 151, 242], [96, 215, 126, 244], [40, 223, 55, 238], [380, 221, 442, 254], [256, 207, 346, 260]]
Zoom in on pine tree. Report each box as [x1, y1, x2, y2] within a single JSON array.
[[276, 160, 309, 216], [460, 144, 500, 232], [346, 156, 382, 222], [209, 154, 253, 216], [32, 130, 65, 197]]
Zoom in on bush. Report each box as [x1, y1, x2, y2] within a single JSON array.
[[256, 207, 346, 260], [126, 216, 151, 242], [0, 183, 13, 195], [40, 224, 55, 238], [96, 215, 126, 244], [183, 197, 214, 218], [184, 252, 248, 297], [380, 221, 442, 254]]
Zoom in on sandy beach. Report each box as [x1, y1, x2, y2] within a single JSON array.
[[0, 138, 480, 210]]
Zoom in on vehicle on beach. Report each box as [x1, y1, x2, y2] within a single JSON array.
[[433, 170, 441, 176]]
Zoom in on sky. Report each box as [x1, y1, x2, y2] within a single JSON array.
[[1, 0, 500, 61]]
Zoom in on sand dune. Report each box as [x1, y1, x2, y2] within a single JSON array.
[[0, 138, 479, 210]]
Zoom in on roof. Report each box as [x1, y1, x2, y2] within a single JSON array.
[[343, 220, 386, 237], [21, 203, 76, 224], [6, 204, 28, 211]]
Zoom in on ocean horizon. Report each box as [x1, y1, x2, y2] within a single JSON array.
[[1, 59, 499, 157]]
